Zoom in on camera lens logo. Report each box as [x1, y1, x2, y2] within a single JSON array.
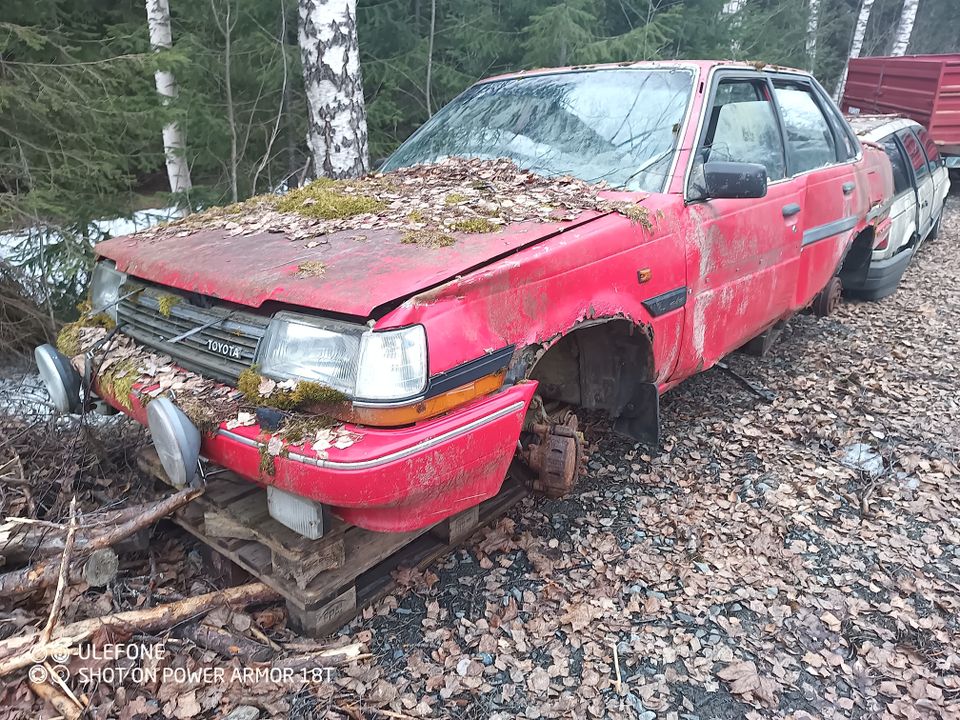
[[29, 646, 48, 664], [51, 650, 71, 664], [28, 665, 47, 684]]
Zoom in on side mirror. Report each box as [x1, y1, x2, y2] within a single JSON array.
[[696, 161, 768, 200]]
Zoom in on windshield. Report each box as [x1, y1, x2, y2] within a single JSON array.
[[382, 68, 694, 193]]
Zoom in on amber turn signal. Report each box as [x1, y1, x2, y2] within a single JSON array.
[[345, 370, 507, 427]]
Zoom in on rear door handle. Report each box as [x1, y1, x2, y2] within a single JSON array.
[[782, 203, 801, 217], [842, 181, 856, 195]]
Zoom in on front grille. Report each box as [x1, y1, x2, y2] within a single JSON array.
[[117, 283, 268, 382]]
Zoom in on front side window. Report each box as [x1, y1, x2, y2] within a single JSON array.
[[880, 136, 912, 195], [774, 82, 838, 173], [382, 69, 695, 193], [899, 130, 930, 179], [916, 127, 942, 173], [692, 79, 786, 183]]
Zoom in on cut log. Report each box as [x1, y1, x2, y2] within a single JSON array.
[[81, 549, 119, 587], [179, 623, 273, 663], [0, 498, 186, 564], [0, 487, 201, 597], [29, 676, 83, 720], [0, 582, 280, 676]]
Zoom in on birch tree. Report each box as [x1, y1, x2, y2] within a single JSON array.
[[145, 0, 193, 195], [806, 0, 821, 72], [297, 0, 369, 179], [834, 0, 876, 101], [891, 0, 919, 56]]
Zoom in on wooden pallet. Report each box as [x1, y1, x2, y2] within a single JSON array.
[[137, 450, 528, 636]]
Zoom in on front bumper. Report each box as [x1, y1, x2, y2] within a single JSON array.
[[844, 247, 914, 301], [98, 375, 537, 532]]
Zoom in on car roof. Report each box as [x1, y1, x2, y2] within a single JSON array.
[[478, 59, 809, 84], [847, 114, 920, 142]]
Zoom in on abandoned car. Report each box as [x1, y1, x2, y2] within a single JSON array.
[[841, 115, 950, 299], [35, 61, 893, 536]]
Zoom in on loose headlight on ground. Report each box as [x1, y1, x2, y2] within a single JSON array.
[[147, 397, 201, 487]]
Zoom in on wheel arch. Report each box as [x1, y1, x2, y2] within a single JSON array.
[[508, 315, 660, 445]]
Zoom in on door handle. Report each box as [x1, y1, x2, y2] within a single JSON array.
[[842, 181, 856, 195], [782, 203, 802, 217]]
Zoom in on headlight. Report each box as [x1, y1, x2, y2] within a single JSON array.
[[259, 313, 364, 394], [89, 261, 127, 320], [258, 313, 428, 402], [355, 325, 428, 401]]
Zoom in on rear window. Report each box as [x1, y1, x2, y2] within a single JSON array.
[[880, 136, 911, 195], [916, 127, 942, 173], [899, 130, 929, 178]]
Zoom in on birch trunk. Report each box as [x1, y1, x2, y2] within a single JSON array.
[[835, 0, 876, 101], [722, 0, 746, 57], [297, 0, 369, 179], [145, 0, 193, 195], [806, 0, 821, 72], [891, 0, 919, 56]]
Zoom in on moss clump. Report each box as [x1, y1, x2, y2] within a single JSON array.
[[406, 210, 425, 222], [237, 367, 348, 411], [56, 324, 85, 357], [258, 442, 276, 477], [156, 294, 181, 318], [56, 312, 116, 357], [444, 192, 467, 205], [450, 217, 498, 233], [98, 359, 140, 411], [295, 261, 326, 279], [400, 230, 456, 248], [275, 179, 385, 220], [276, 414, 338, 445]]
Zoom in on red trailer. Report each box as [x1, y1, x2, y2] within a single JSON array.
[[841, 54, 960, 167]]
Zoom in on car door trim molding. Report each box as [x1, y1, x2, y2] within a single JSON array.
[[802, 215, 859, 247], [642, 286, 688, 316]]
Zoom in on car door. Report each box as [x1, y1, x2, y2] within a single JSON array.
[[677, 73, 797, 374], [771, 78, 860, 308], [878, 133, 918, 257], [915, 126, 950, 226], [898, 128, 935, 238]]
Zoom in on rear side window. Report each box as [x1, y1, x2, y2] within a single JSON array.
[[773, 82, 838, 173], [694, 79, 786, 182], [915, 127, 942, 173], [880, 136, 911, 195], [899, 130, 930, 179]]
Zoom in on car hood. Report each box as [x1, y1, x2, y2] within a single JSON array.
[[95, 212, 605, 318]]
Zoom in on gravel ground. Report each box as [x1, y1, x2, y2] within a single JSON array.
[[2, 205, 958, 719]]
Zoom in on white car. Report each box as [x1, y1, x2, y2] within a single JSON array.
[[843, 115, 950, 299]]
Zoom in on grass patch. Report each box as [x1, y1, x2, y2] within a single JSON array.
[[400, 230, 456, 248], [450, 217, 498, 233], [444, 192, 467, 205], [276, 179, 385, 219]]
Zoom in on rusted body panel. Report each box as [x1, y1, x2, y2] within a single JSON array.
[[89, 60, 894, 532]]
